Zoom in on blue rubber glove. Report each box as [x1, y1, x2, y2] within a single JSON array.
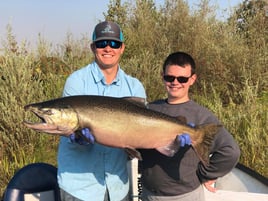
[[69, 128, 95, 145], [177, 134, 191, 147], [176, 122, 195, 147]]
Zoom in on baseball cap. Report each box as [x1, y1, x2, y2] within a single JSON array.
[[92, 21, 124, 42]]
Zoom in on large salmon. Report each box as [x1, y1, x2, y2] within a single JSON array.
[[23, 95, 221, 163]]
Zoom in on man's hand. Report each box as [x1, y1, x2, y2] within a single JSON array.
[[69, 128, 95, 145]]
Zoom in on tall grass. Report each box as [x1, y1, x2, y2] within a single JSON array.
[[0, 0, 267, 195], [0, 38, 61, 193], [0, 25, 93, 194], [195, 80, 267, 175]]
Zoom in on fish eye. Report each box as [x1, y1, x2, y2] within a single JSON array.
[[44, 109, 53, 115]]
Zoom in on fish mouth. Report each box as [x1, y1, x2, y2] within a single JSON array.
[[23, 106, 74, 135], [24, 105, 44, 123]]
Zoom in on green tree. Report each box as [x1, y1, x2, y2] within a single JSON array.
[[228, 0, 268, 94], [229, 0, 268, 39], [104, 0, 128, 28]]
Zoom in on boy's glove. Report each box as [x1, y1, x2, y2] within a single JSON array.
[[177, 133, 191, 147], [177, 122, 195, 147]]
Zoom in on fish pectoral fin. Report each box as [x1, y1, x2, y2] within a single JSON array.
[[125, 148, 142, 160], [156, 139, 181, 157]]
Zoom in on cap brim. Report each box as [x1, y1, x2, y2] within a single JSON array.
[[93, 36, 123, 42]]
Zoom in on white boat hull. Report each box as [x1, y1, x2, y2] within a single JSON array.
[[129, 161, 268, 201], [215, 163, 268, 193], [205, 163, 268, 201], [204, 189, 268, 201]]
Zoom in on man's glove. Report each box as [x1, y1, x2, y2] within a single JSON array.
[[69, 128, 95, 145]]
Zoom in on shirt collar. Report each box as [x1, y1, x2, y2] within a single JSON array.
[[92, 62, 121, 85]]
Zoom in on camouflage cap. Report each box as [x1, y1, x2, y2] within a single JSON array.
[[92, 21, 124, 42]]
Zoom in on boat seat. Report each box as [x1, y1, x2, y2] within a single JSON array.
[[2, 162, 60, 201]]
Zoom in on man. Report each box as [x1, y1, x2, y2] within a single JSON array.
[[139, 51, 240, 201], [57, 21, 146, 201]]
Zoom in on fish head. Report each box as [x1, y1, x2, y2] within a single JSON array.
[[23, 100, 79, 136]]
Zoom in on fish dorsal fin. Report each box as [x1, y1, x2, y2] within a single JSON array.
[[123, 97, 148, 108]]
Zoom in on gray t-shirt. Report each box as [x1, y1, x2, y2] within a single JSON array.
[[139, 99, 240, 196]]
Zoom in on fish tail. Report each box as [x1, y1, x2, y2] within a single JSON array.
[[192, 124, 221, 165]]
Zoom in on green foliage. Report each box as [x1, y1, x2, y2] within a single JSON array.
[[230, 0, 268, 37], [0, 26, 93, 195], [195, 80, 267, 175], [0, 37, 59, 194], [0, 0, 267, 195]]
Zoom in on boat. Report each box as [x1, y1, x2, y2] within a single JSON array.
[[3, 161, 267, 201], [214, 163, 267, 193], [205, 163, 268, 201], [128, 160, 268, 201]]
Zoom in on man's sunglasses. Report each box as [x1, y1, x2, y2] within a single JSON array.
[[95, 40, 122, 49], [163, 75, 192, 83]]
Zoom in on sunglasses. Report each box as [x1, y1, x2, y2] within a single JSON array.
[[163, 75, 192, 83], [95, 40, 122, 49]]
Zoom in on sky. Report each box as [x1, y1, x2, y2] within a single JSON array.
[[0, 0, 243, 48]]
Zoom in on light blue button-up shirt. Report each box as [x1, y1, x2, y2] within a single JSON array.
[[57, 62, 146, 201]]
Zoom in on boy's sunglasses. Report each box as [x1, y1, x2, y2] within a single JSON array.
[[163, 75, 192, 83], [95, 40, 122, 49]]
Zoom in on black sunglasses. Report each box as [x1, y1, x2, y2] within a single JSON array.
[[163, 75, 192, 83], [95, 40, 122, 49]]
